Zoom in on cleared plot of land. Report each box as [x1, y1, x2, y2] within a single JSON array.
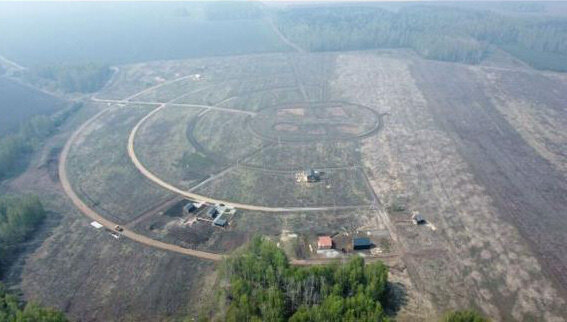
[[333, 52, 566, 320], [243, 141, 361, 170], [249, 101, 380, 142], [66, 105, 174, 223], [135, 105, 205, 189], [475, 67, 567, 177], [22, 214, 213, 321], [56, 51, 567, 321], [217, 85, 307, 111], [413, 60, 567, 301], [191, 110, 264, 162], [193, 166, 373, 208]]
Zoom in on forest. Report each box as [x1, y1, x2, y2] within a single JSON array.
[[0, 283, 67, 321], [23, 64, 112, 93], [0, 195, 46, 277], [216, 236, 389, 321], [0, 102, 82, 181], [276, 5, 567, 70]]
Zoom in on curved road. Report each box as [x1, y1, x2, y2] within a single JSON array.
[[59, 106, 223, 261], [127, 103, 373, 213], [59, 77, 394, 264]]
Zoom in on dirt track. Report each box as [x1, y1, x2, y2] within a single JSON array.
[[58, 106, 223, 261], [128, 103, 374, 212], [59, 80, 391, 264]]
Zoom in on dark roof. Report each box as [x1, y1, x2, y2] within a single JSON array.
[[353, 238, 372, 247], [414, 215, 426, 223], [183, 203, 196, 211]]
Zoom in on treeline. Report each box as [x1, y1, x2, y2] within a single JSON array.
[[215, 236, 389, 321], [0, 283, 67, 321], [0, 103, 82, 180], [276, 5, 567, 70], [24, 64, 112, 93], [0, 195, 46, 277]]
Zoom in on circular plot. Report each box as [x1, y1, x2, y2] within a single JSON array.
[[248, 101, 380, 142]]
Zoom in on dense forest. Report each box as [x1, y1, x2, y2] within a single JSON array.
[[0, 195, 46, 277], [276, 5, 567, 70], [0, 283, 67, 321], [23, 64, 112, 93], [0, 102, 81, 181], [213, 236, 389, 321]]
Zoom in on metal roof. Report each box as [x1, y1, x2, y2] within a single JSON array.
[[353, 237, 372, 246]]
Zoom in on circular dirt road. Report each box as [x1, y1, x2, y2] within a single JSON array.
[[128, 103, 379, 212], [60, 100, 388, 264]]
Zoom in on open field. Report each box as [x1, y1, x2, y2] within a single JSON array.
[[193, 166, 373, 207], [334, 52, 567, 320], [66, 104, 175, 224], [135, 105, 206, 189]]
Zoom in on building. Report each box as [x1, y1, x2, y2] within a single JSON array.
[[207, 207, 219, 219], [296, 168, 321, 183], [412, 213, 426, 225], [183, 203, 196, 214], [213, 216, 227, 227], [306, 169, 320, 182], [317, 236, 333, 249], [353, 237, 372, 250]]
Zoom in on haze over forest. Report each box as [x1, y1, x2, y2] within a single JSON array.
[[1, 2, 567, 321]]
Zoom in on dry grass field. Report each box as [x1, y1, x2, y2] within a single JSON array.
[[8, 51, 567, 321]]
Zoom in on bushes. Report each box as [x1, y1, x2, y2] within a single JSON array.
[[0, 102, 82, 181], [219, 236, 389, 321], [25, 64, 112, 93], [442, 310, 489, 322], [0, 283, 67, 322], [0, 195, 46, 276]]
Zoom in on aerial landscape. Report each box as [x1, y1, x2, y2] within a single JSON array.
[[1, 1, 567, 321]]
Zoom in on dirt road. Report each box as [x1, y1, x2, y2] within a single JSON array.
[[59, 106, 223, 261], [127, 103, 373, 213], [58, 76, 393, 264]]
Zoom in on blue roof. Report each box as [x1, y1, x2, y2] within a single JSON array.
[[353, 238, 372, 247]]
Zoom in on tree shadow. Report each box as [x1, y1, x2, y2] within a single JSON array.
[[383, 281, 408, 316]]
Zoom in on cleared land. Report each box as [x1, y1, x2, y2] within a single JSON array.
[[333, 53, 566, 320], [66, 105, 175, 224], [46, 51, 567, 321]]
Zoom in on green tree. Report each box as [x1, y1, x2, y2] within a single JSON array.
[[443, 310, 490, 322], [0, 283, 67, 322], [218, 236, 389, 321]]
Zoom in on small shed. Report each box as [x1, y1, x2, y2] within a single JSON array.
[[213, 217, 227, 227], [183, 203, 196, 214], [317, 236, 333, 249], [207, 207, 219, 219], [353, 237, 372, 250], [306, 169, 320, 182], [412, 214, 426, 225]]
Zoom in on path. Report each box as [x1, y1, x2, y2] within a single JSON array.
[[57, 74, 394, 264], [0, 55, 27, 71], [58, 106, 223, 261], [268, 18, 306, 54], [128, 103, 375, 212]]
